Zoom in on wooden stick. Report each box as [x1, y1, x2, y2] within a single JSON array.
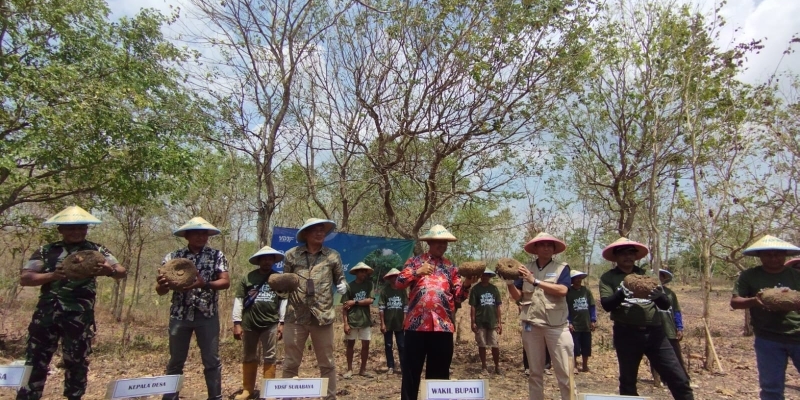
[[568, 352, 576, 400], [703, 317, 725, 373]]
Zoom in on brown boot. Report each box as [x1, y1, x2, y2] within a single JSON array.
[[263, 363, 277, 379], [235, 362, 259, 400]]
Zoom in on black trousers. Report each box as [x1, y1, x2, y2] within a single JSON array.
[[401, 331, 453, 400], [613, 323, 693, 400], [670, 338, 688, 378]]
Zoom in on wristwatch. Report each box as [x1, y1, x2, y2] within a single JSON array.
[[533, 278, 540, 287], [107, 265, 118, 277]]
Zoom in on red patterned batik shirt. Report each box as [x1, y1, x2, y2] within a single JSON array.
[[394, 253, 470, 332]]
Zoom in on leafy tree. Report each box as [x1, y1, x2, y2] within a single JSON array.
[[673, 7, 773, 370], [304, 0, 593, 245], [0, 0, 208, 221], [549, 0, 694, 245], [362, 249, 404, 288]]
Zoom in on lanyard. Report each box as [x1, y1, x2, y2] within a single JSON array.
[[305, 252, 322, 270], [536, 259, 553, 271]]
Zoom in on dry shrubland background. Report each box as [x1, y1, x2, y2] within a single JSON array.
[[2, 232, 799, 400]]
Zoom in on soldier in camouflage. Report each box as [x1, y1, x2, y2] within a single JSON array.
[[17, 206, 126, 400]]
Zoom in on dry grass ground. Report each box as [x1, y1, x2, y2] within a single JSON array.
[[2, 282, 800, 399]]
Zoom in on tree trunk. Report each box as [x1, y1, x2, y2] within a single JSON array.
[[663, 175, 680, 269], [122, 235, 146, 352], [113, 277, 127, 321], [110, 280, 119, 313], [743, 309, 754, 336], [257, 200, 275, 247], [700, 241, 713, 370]]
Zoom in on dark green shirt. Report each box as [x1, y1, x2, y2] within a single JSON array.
[[567, 286, 595, 332], [379, 283, 407, 331], [599, 266, 660, 326], [468, 283, 502, 329], [236, 270, 280, 330], [342, 279, 374, 329], [659, 286, 681, 339], [734, 266, 800, 343]]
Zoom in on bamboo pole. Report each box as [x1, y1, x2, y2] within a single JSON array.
[[569, 355, 576, 400], [702, 317, 725, 373]]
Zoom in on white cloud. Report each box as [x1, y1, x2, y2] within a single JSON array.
[[712, 0, 800, 84]]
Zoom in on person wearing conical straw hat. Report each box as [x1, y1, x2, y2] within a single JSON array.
[[598, 237, 693, 400], [231, 246, 285, 400], [731, 235, 800, 400], [341, 262, 375, 379], [566, 269, 596, 374], [379, 267, 407, 375], [395, 225, 479, 400], [17, 206, 126, 400], [281, 218, 347, 400], [505, 232, 575, 400], [156, 217, 230, 400]]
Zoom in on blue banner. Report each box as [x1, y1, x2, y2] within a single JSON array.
[[269, 227, 415, 291]]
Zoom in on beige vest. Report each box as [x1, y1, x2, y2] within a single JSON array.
[[519, 260, 569, 327]]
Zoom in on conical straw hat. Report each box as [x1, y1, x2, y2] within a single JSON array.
[[349, 262, 374, 275], [248, 245, 285, 265], [173, 217, 221, 237], [524, 232, 567, 255], [601, 237, 649, 262], [742, 235, 800, 256], [418, 224, 457, 242], [383, 268, 401, 279], [296, 218, 336, 243], [43, 206, 102, 226]]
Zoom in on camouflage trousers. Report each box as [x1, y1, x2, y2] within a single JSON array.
[[16, 308, 94, 400]]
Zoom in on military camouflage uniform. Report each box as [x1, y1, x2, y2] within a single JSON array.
[[17, 241, 118, 400]]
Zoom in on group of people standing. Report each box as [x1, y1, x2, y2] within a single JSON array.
[[13, 205, 800, 400]]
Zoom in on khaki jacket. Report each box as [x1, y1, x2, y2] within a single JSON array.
[[283, 245, 345, 325], [519, 260, 569, 327]]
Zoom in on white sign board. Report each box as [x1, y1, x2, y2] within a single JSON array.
[[0, 365, 32, 387], [580, 394, 650, 400], [105, 375, 183, 399], [261, 378, 328, 398], [423, 379, 487, 399]]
